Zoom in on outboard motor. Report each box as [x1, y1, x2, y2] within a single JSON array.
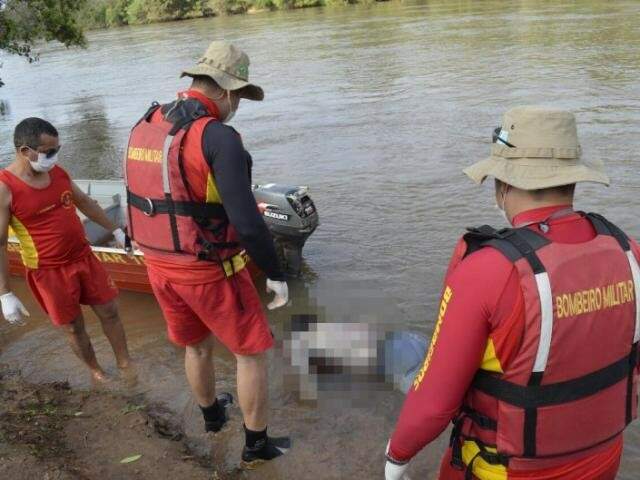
[[253, 184, 319, 277]]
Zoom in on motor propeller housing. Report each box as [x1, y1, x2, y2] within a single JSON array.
[[253, 184, 319, 277]]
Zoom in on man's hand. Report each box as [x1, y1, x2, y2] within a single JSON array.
[[1, 292, 30, 325], [113, 228, 136, 257], [111, 228, 130, 248], [113, 228, 126, 248], [266, 279, 288, 310], [385, 441, 411, 480]]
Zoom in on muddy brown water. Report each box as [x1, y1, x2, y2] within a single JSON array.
[[1, 0, 639, 478]]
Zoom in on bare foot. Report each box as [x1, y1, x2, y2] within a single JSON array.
[[91, 369, 110, 385], [119, 362, 138, 388], [117, 357, 133, 370]]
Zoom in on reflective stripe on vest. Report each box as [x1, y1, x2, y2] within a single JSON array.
[[533, 271, 553, 373], [162, 134, 173, 194], [626, 250, 640, 343]]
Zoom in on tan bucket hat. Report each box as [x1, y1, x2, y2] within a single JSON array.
[[181, 41, 264, 101], [464, 106, 609, 190]]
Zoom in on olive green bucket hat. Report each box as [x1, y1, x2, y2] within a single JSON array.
[[464, 106, 610, 190], [181, 41, 264, 101]]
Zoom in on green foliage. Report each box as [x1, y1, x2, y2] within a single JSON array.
[[292, 0, 322, 7], [105, 0, 131, 26], [0, 0, 87, 86], [247, 0, 273, 12], [74, 0, 387, 28], [325, 0, 362, 5], [195, 0, 252, 15]]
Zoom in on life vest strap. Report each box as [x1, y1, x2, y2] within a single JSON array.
[[464, 226, 550, 274], [460, 406, 497, 430], [449, 411, 510, 475], [472, 348, 636, 409], [626, 342, 638, 424], [195, 237, 241, 263], [127, 189, 228, 220], [587, 212, 630, 251]]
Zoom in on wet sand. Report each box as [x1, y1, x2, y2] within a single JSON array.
[[2, 276, 639, 479], [0, 277, 446, 479], [0, 369, 228, 480]]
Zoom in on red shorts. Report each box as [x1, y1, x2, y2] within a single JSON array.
[[147, 266, 273, 355], [26, 252, 119, 326]]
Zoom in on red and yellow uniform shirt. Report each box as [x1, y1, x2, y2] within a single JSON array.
[[389, 205, 640, 480], [0, 166, 90, 269]]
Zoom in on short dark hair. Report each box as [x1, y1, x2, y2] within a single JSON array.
[[13, 117, 58, 150], [495, 178, 576, 198], [530, 183, 576, 198], [189, 75, 221, 91]]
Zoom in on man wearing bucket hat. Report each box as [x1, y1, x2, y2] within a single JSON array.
[[384, 106, 640, 480], [124, 41, 290, 464]]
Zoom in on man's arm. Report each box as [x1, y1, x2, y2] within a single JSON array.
[[0, 183, 29, 324], [203, 123, 285, 281], [71, 182, 119, 232], [0, 183, 12, 295]]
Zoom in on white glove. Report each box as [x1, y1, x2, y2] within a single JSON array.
[[113, 228, 126, 248], [266, 279, 288, 310], [385, 441, 411, 480], [1, 292, 30, 325]]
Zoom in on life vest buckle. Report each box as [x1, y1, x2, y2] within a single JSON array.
[[142, 197, 156, 217], [479, 450, 509, 466], [196, 239, 214, 261], [449, 414, 466, 470]]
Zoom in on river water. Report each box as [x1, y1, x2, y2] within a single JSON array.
[[0, 0, 639, 478]]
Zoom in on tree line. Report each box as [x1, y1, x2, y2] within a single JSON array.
[[80, 0, 375, 28], [0, 0, 379, 88], [0, 0, 86, 87]]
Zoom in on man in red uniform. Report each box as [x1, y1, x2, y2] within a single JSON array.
[[0, 117, 132, 383], [385, 106, 640, 480], [124, 41, 289, 464]]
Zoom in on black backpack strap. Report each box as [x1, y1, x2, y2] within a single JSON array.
[[586, 212, 630, 251], [169, 109, 205, 135], [133, 101, 160, 128], [462, 225, 502, 258], [498, 228, 549, 274], [463, 225, 550, 274], [161, 97, 212, 135]]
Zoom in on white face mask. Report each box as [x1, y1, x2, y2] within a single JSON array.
[[29, 151, 59, 173], [495, 185, 511, 225], [224, 90, 237, 123]]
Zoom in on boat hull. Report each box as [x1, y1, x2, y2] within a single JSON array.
[[7, 241, 262, 294]]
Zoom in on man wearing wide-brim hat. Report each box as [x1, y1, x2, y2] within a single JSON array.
[[124, 41, 290, 465], [385, 106, 640, 480]]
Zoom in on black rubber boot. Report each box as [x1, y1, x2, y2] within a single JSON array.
[[241, 435, 291, 463], [201, 392, 233, 433]]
